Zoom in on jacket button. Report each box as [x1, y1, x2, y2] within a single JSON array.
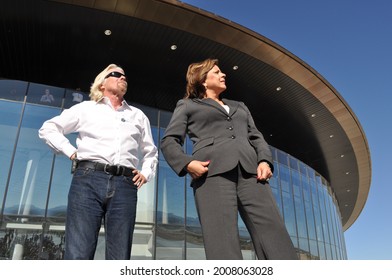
[[231, 135, 236, 139], [226, 117, 231, 121]]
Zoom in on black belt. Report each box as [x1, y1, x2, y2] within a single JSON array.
[[76, 160, 135, 177]]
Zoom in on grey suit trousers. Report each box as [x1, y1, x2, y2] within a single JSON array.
[[192, 165, 298, 260]]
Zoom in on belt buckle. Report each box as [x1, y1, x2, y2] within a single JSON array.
[[104, 164, 124, 176], [103, 164, 111, 175], [116, 165, 124, 176]]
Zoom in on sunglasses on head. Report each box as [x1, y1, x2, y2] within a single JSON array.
[[105, 71, 127, 81]]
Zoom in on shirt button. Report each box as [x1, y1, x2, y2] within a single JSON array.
[[228, 126, 233, 130], [226, 117, 231, 121]]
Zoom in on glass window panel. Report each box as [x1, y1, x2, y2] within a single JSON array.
[[0, 228, 15, 259], [270, 180, 283, 214], [318, 241, 326, 260], [26, 84, 64, 107], [159, 110, 174, 128], [309, 239, 319, 259], [41, 228, 66, 260], [294, 195, 308, 240], [290, 235, 299, 249], [3, 105, 61, 216], [330, 244, 337, 260], [310, 177, 323, 239], [298, 237, 309, 253], [323, 190, 335, 260], [155, 162, 185, 260], [291, 169, 302, 198], [328, 199, 338, 248], [279, 165, 291, 194], [289, 156, 298, 170], [184, 129, 203, 260], [299, 161, 307, 175], [63, 89, 88, 109], [136, 126, 159, 224], [132, 223, 155, 260], [320, 188, 331, 245], [277, 150, 288, 166], [0, 101, 24, 208], [134, 126, 159, 259], [46, 134, 77, 218], [0, 80, 27, 101], [282, 191, 297, 237], [3, 218, 45, 260], [292, 170, 307, 246], [186, 172, 205, 260], [304, 201, 316, 240], [270, 146, 277, 161], [325, 195, 335, 249], [155, 121, 186, 259], [303, 174, 316, 241], [325, 243, 332, 259]]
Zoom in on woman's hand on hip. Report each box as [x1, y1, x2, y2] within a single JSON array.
[[257, 162, 273, 182], [186, 160, 210, 179]]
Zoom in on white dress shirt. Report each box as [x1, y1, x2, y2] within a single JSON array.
[[39, 97, 158, 182]]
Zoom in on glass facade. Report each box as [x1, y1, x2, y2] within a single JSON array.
[[0, 80, 347, 260]]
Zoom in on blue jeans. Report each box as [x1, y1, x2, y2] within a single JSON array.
[[64, 167, 138, 260]]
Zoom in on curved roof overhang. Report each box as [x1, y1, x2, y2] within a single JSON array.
[[0, 0, 371, 230]]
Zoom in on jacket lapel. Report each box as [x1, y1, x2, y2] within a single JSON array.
[[194, 98, 228, 115], [193, 98, 239, 117], [222, 98, 239, 117]]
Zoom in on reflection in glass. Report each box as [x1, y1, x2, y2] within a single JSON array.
[[0, 101, 24, 208], [26, 83, 64, 107], [0, 80, 27, 101], [63, 89, 88, 109]]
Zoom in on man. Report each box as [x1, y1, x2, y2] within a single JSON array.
[[39, 64, 158, 260]]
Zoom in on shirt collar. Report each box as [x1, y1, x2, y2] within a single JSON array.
[[96, 96, 132, 110]]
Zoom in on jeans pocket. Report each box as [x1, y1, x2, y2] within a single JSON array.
[[123, 175, 138, 188], [73, 168, 93, 178]]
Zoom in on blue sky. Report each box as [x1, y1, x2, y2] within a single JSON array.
[[182, 0, 392, 260]]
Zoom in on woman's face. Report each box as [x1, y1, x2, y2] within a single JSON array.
[[203, 65, 226, 95]]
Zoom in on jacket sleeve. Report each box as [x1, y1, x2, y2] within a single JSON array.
[[242, 102, 274, 173], [160, 100, 193, 176]]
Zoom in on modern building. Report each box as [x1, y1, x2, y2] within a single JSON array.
[[0, 0, 371, 260]]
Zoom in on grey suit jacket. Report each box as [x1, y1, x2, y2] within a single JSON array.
[[160, 98, 273, 177]]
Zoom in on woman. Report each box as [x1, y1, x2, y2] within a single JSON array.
[[160, 58, 297, 260]]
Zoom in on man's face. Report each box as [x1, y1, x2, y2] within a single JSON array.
[[103, 68, 128, 96]]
